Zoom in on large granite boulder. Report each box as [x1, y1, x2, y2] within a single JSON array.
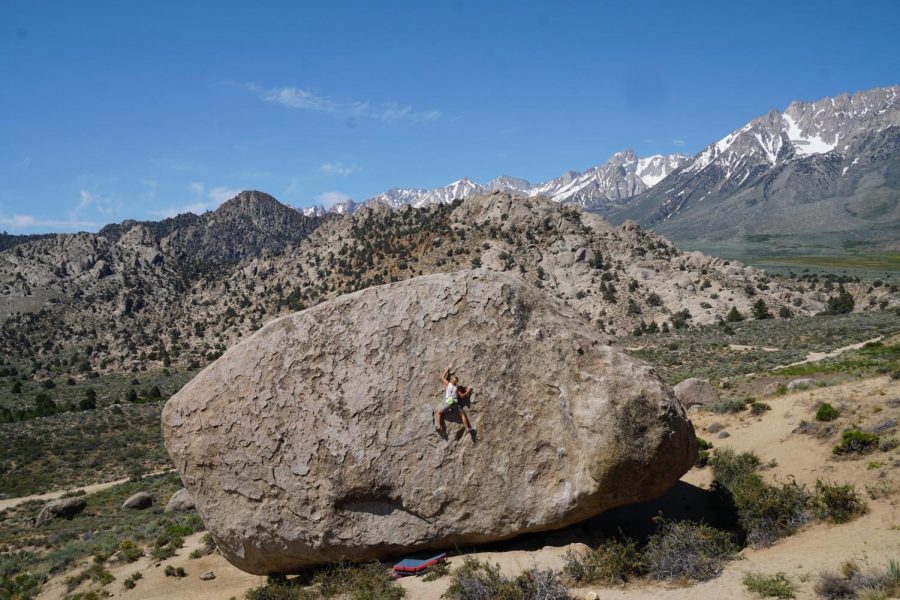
[[165, 488, 195, 512], [122, 491, 152, 510], [162, 270, 697, 574], [35, 497, 87, 526], [673, 377, 719, 408]]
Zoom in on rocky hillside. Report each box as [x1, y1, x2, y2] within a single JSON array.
[[1, 191, 890, 373], [609, 85, 900, 247]]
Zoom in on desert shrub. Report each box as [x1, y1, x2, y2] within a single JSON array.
[[163, 565, 186, 577], [310, 562, 405, 600], [150, 536, 183, 561], [446, 557, 571, 600], [421, 559, 450, 581], [813, 481, 868, 523], [880, 438, 899, 452], [750, 401, 771, 416], [833, 429, 880, 455], [0, 571, 45, 600], [816, 560, 900, 600], [712, 397, 751, 414], [815, 570, 856, 599], [816, 403, 840, 422], [743, 572, 796, 598], [562, 538, 642, 585], [246, 577, 316, 600], [696, 437, 713, 467], [642, 519, 738, 581], [64, 563, 114, 591], [117, 539, 142, 563], [711, 449, 811, 547], [123, 572, 142, 590]]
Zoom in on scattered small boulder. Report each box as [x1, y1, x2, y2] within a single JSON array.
[[165, 488, 195, 512], [717, 431, 730, 439], [200, 571, 216, 581], [763, 382, 783, 396], [122, 491, 153, 510], [35, 497, 87, 527], [673, 377, 719, 408], [787, 378, 816, 391]]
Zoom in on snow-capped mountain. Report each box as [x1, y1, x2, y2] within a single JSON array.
[[309, 151, 687, 215], [612, 85, 900, 243]]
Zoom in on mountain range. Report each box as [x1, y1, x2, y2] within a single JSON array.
[[610, 85, 900, 250], [303, 85, 899, 252], [302, 150, 689, 216]]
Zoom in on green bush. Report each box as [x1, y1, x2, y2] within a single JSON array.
[[712, 397, 751, 414], [743, 572, 796, 598], [123, 572, 142, 590], [0, 571, 45, 600], [750, 401, 771, 416], [815, 403, 839, 422], [696, 437, 713, 467], [710, 449, 810, 547], [833, 429, 880, 455], [163, 565, 186, 577], [562, 538, 642, 585], [813, 480, 868, 523], [117, 539, 143, 563], [642, 519, 738, 581]]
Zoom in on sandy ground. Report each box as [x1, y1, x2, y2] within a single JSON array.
[[36, 375, 900, 600]]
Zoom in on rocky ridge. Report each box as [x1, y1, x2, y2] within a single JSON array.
[[0, 193, 890, 372]]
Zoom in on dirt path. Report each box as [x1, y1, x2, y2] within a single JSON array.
[[0, 469, 175, 511], [773, 335, 883, 371]]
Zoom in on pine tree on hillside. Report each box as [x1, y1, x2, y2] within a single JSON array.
[[725, 306, 744, 322], [751, 298, 771, 320]]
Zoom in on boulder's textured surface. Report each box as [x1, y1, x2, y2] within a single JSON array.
[[165, 488, 195, 512], [673, 378, 719, 408], [122, 491, 152, 510], [35, 497, 86, 526], [162, 270, 697, 574]]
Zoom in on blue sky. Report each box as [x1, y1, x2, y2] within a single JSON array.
[[1, 0, 897, 232]]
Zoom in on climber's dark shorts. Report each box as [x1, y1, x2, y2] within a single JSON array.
[[438, 401, 459, 415]]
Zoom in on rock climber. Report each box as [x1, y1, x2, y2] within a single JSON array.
[[435, 365, 475, 437]]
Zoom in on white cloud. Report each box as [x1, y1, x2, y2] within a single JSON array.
[[208, 186, 241, 204], [187, 181, 205, 196], [316, 191, 351, 207], [151, 184, 242, 218], [74, 189, 121, 218], [0, 214, 97, 232], [246, 83, 440, 123], [672, 139, 686, 147], [319, 162, 359, 176]]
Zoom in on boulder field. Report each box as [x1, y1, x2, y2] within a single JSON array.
[[162, 269, 697, 574]]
